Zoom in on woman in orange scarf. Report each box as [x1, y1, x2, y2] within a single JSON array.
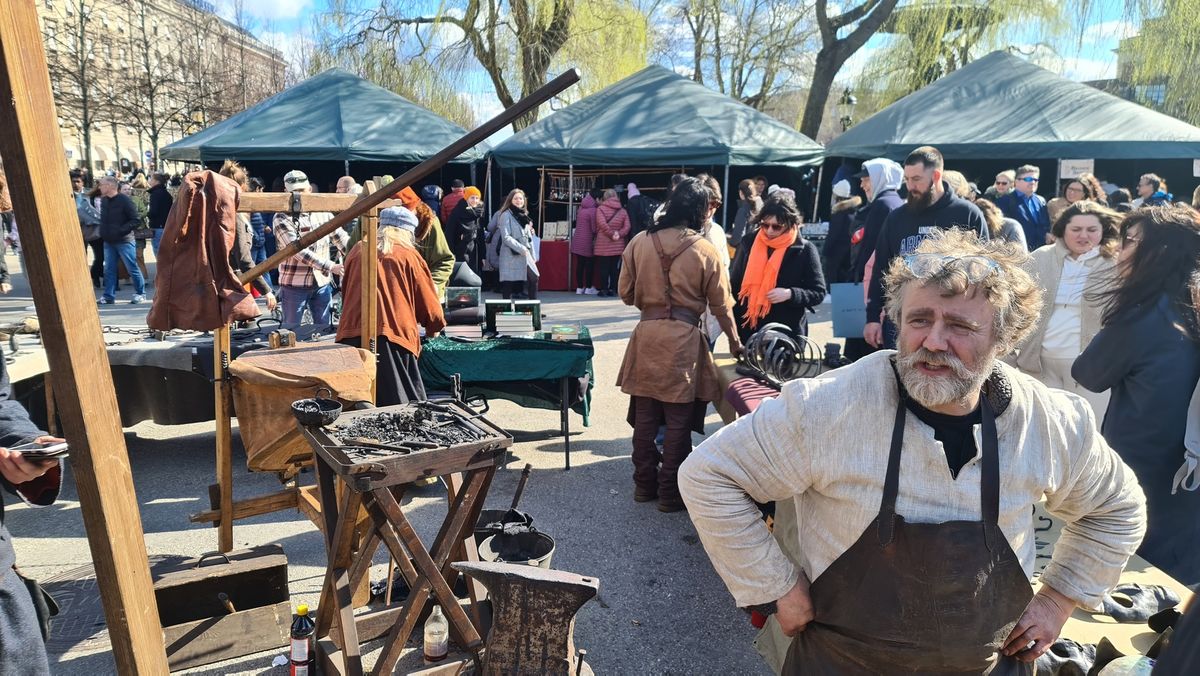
[[729, 193, 827, 344]]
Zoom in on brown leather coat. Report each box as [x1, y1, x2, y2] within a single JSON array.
[[147, 170, 259, 330]]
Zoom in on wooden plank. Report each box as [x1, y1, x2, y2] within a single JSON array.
[[237, 68, 580, 287], [0, 2, 169, 672], [188, 488, 300, 525], [43, 371, 56, 436], [163, 600, 291, 671], [446, 473, 487, 607], [297, 483, 323, 525], [214, 324, 234, 552]]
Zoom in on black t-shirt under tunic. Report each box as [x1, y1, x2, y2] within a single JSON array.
[[904, 398, 982, 478]]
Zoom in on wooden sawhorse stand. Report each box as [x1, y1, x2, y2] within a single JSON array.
[[301, 404, 511, 675]]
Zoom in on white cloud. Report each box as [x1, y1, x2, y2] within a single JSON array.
[[1085, 20, 1138, 43], [1058, 56, 1117, 82]]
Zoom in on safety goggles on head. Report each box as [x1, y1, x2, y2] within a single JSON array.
[[902, 253, 1000, 283]]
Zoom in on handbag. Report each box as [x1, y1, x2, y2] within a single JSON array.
[[134, 225, 154, 240], [76, 194, 102, 241]]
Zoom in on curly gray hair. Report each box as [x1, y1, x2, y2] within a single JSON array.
[[883, 228, 1044, 355]]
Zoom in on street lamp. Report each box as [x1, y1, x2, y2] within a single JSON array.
[[838, 87, 857, 132]]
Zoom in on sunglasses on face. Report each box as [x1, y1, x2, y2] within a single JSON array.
[[902, 253, 1000, 283], [995, 181, 1010, 186], [1019, 177, 1039, 183], [762, 221, 789, 233]]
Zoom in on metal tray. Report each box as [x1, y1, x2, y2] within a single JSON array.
[[299, 400, 512, 490]]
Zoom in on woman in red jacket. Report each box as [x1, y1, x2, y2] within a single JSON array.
[[593, 188, 630, 297]]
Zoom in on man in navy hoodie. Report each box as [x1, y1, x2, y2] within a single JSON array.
[[864, 146, 987, 349]]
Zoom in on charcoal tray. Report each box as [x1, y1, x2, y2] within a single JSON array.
[[299, 400, 512, 490]]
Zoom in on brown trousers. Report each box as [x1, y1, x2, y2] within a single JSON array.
[[631, 396, 695, 505]]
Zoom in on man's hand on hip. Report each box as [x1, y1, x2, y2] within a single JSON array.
[[863, 321, 882, 348], [1001, 585, 1076, 662], [776, 573, 815, 636]]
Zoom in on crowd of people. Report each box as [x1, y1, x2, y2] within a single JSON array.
[[0, 146, 1195, 672]]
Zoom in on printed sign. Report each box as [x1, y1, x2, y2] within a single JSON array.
[[1193, 159, 1200, 177], [1059, 159, 1094, 179]]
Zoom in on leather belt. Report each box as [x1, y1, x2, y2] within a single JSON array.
[[640, 307, 702, 326]]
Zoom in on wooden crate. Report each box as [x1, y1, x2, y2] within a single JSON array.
[[151, 545, 291, 670]]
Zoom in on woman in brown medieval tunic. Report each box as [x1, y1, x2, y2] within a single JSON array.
[[616, 177, 743, 512], [337, 206, 446, 406]]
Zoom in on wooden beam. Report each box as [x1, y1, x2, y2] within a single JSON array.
[[237, 68, 580, 287], [0, 2, 169, 672], [237, 193, 404, 214], [188, 487, 299, 525], [359, 182, 379, 375]]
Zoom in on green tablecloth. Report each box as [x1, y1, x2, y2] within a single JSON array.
[[419, 328, 595, 425]]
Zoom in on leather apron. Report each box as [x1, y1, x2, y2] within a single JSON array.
[[783, 384, 1034, 675]]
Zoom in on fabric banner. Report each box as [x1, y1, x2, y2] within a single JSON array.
[[831, 283, 866, 338]]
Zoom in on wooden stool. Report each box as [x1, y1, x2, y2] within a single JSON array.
[[300, 402, 512, 676]]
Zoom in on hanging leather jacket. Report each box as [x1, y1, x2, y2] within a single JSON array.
[[147, 170, 259, 331]]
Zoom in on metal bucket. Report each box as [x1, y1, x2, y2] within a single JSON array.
[[478, 531, 555, 569], [474, 509, 533, 545]]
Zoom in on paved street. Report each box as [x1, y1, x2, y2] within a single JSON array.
[[0, 249, 837, 674]]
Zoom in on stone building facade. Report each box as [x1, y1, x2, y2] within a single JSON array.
[[37, 0, 286, 175]]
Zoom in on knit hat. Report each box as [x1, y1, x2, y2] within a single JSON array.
[[379, 206, 417, 231], [463, 186, 481, 200], [627, 182, 641, 198], [283, 170, 309, 192], [832, 180, 852, 199], [396, 186, 421, 211]]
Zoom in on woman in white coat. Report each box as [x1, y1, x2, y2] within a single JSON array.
[[1016, 200, 1120, 421]]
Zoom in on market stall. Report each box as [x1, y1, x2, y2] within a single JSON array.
[[490, 65, 824, 290], [159, 68, 488, 190], [823, 50, 1200, 211]]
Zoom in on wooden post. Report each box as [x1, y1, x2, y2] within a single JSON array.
[[0, 2, 169, 672], [359, 183, 379, 368], [214, 324, 234, 551]]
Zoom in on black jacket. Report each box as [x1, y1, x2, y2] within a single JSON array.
[[730, 229, 826, 343], [446, 199, 483, 263], [865, 182, 988, 322], [852, 187, 903, 282], [147, 183, 172, 230], [99, 193, 139, 244], [1073, 294, 1200, 583], [823, 197, 862, 284]]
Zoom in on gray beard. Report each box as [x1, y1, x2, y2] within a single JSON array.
[[896, 348, 992, 410]]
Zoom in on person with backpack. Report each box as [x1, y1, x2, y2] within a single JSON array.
[[593, 188, 630, 297]]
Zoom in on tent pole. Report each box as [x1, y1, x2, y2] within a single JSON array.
[[471, 162, 477, 185], [722, 165, 731, 226], [486, 156, 493, 218], [814, 163, 825, 223], [567, 164, 574, 289], [344, 159, 350, 176]]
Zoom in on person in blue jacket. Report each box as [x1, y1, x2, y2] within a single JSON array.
[[996, 164, 1050, 250]]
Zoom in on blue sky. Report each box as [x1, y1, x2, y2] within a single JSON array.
[[219, 0, 1139, 120]]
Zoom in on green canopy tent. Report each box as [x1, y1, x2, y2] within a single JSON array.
[[160, 68, 487, 182], [827, 50, 1200, 160], [490, 65, 824, 286], [491, 64, 824, 168]]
